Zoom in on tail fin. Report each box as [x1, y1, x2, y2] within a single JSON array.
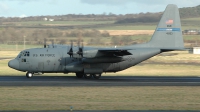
[[148, 4, 184, 49]]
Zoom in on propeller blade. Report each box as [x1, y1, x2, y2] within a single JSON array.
[[67, 40, 73, 58], [44, 38, 47, 48], [77, 40, 83, 58]]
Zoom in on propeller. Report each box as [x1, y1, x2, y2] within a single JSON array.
[[67, 40, 73, 58], [44, 38, 47, 48], [77, 40, 84, 58], [58, 51, 64, 71]]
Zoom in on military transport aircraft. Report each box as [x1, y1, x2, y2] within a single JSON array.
[[8, 4, 185, 79]]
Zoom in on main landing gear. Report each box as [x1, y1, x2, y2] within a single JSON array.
[[25, 72, 101, 79], [92, 74, 101, 79], [76, 72, 84, 78], [26, 72, 34, 78], [76, 73, 101, 79]]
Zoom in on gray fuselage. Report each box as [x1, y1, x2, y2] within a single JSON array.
[[12, 46, 161, 74]]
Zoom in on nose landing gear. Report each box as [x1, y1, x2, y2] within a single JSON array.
[[26, 72, 34, 78], [76, 72, 84, 78]]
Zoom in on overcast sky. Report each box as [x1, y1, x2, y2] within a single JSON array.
[[0, 0, 199, 17]]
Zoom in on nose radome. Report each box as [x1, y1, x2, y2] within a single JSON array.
[[8, 59, 19, 70]]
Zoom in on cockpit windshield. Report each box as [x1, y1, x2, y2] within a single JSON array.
[[17, 52, 22, 59], [17, 51, 30, 59]]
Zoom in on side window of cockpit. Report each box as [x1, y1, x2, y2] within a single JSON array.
[[21, 59, 26, 62]]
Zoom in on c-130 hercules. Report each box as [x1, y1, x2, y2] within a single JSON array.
[[8, 4, 185, 79]]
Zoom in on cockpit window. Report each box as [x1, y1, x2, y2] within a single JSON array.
[[16, 51, 30, 59], [27, 52, 30, 56], [17, 52, 22, 59], [21, 51, 30, 57]]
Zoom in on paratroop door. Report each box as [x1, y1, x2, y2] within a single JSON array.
[[38, 62, 44, 71]]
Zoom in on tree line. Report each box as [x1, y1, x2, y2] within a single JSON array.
[[0, 5, 199, 23], [0, 28, 109, 44]]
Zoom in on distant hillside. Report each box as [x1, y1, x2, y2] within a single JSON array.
[[115, 5, 200, 24], [180, 5, 200, 18], [0, 5, 199, 23]]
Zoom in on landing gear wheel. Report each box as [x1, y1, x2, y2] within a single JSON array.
[[93, 74, 101, 79], [76, 73, 84, 78], [84, 74, 92, 79], [26, 72, 33, 78]]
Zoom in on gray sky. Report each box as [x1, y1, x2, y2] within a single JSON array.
[[0, 0, 199, 17]]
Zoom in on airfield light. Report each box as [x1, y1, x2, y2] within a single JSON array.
[[70, 106, 73, 111]]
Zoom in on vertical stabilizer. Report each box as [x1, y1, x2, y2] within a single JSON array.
[[148, 4, 184, 49]]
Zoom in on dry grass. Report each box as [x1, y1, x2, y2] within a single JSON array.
[[100, 30, 154, 36], [0, 87, 199, 111], [0, 51, 19, 58], [115, 64, 200, 76]]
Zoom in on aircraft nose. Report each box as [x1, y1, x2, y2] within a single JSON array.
[[8, 59, 19, 70]]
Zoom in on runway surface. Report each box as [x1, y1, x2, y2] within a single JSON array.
[[0, 76, 200, 86], [0, 110, 199, 112], [0, 57, 13, 60]]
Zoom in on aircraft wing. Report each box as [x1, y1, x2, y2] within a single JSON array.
[[98, 48, 132, 56]]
